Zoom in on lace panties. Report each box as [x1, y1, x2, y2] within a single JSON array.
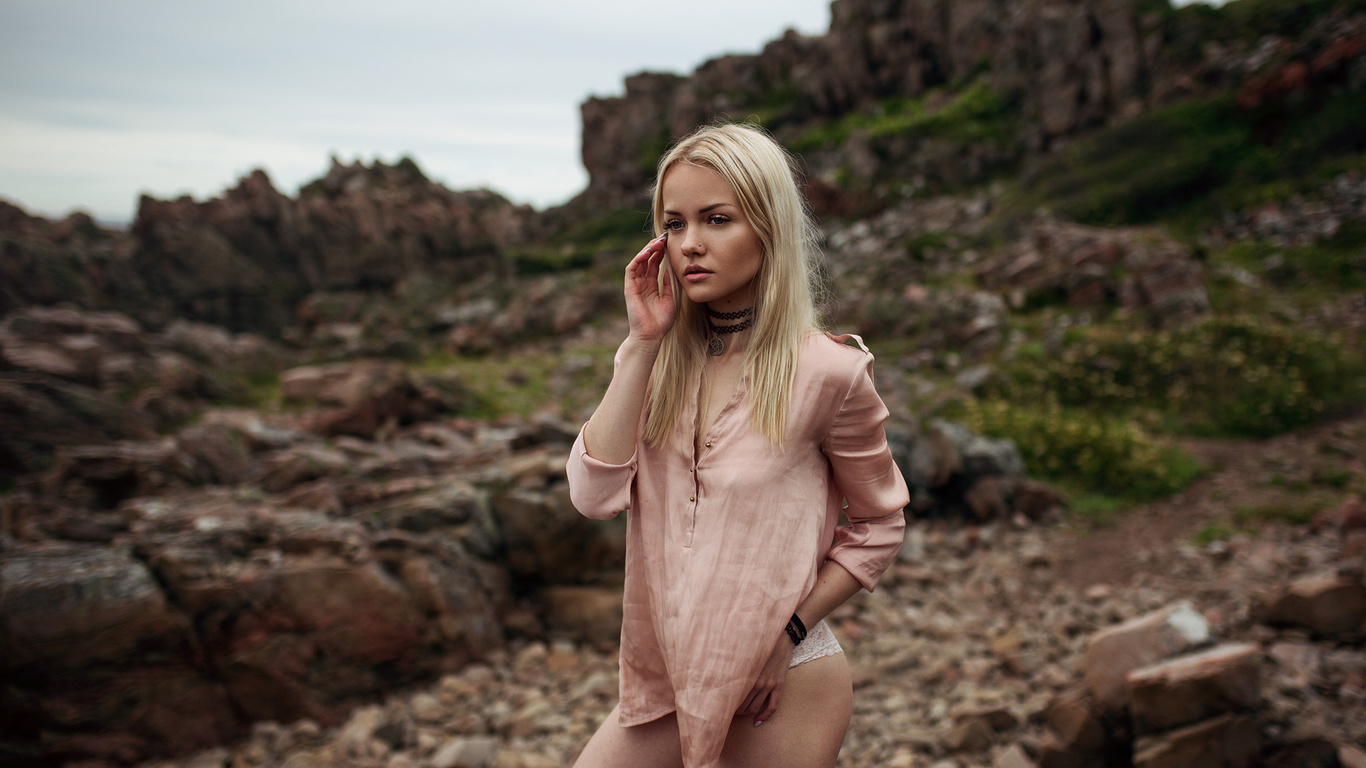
[[789, 620, 843, 668]]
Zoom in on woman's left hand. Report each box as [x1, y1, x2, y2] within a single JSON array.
[[739, 634, 794, 726]]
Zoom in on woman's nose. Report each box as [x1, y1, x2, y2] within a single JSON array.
[[685, 228, 705, 253]]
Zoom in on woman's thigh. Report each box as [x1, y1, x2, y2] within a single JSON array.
[[573, 705, 684, 768], [720, 653, 853, 768], [573, 654, 852, 768]]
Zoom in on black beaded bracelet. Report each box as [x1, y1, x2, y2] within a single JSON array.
[[785, 614, 808, 647]]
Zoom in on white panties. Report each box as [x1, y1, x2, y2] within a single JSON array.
[[789, 620, 843, 668]]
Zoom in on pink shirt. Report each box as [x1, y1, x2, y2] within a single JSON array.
[[567, 332, 909, 768]]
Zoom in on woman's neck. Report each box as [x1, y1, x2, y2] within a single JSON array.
[[704, 302, 755, 359]]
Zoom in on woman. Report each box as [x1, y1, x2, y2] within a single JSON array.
[[567, 123, 908, 768]]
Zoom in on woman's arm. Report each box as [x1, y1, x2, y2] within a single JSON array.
[[742, 344, 910, 726], [580, 233, 675, 464], [740, 560, 862, 726]]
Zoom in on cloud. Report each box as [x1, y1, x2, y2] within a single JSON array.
[[0, 0, 831, 221]]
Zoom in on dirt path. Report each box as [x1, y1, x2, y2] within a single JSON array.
[[1054, 410, 1366, 590]]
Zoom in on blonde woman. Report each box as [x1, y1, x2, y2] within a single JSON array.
[[567, 123, 908, 768]]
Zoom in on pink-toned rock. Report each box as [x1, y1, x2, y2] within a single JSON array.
[[1037, 685, 1107, 768], [943, 716, 993, 753], [1126, 643, 1261, 736], [1256, 574, 1366, 637], [1335, 496, 1365, 532], [1132, 714, 1260, 768], [539, 585, 624, 647], [1345, 529, 1366, 560], [1083, 601, 1210, 713], [1341, 744, 1366, 768], [995, 744, 1036, 768], [431, 735, 500, 768], [43, 439, 201, 510]]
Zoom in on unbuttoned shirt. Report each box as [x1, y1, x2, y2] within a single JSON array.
[[567, 331, 909, 768]]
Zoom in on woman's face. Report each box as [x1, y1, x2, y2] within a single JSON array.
[[659, 162, 764, 312]]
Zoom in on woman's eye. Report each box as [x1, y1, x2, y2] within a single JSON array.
[[664, 220, 683, 230], [708, 215, 730, 225]]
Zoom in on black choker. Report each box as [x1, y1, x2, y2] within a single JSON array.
[[705, 306, 755, 356], [706, 306, 753, 321]]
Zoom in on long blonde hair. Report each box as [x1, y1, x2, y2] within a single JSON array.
[[643, 123, 825, 447]]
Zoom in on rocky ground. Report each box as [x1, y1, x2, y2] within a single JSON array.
[[127, 414, 1366, 768]]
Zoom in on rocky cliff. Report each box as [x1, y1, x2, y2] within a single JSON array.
[[1, 159, 534, 336], [574, 0, 1366, 212]]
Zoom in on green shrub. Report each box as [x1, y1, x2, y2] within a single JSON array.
[[789, 78, 1017, 153], [955, 398, 1204, 501], [1193, 523, 1234, 547], [1019, 89, 1366, 228], [1021, 98, 1256, 225], [986, 315, 1366, 437], [507, 207, 650, 275], [1231, 500, 1320, 527]]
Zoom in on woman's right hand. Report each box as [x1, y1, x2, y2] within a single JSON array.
[[623, 233, 676, 343]]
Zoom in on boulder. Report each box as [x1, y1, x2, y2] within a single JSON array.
[[432, 736, 501, 768], [493, 487, 626, 585], [1131, 714, 1260, 768], [1037, 685, 1108, 767], [0, 547, 188, 670], [0, 372, 157, 480], [539, 585, 624, 647], [43, 439, 198, 510], [1083, 601, 1210, 713], [1255, 574, 1366, 637], [1126, 643, 1262, 736]]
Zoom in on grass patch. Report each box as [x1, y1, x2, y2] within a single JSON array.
[[1017, 89, 1366, 229], [984, 315, 1366, 437], [1193, 523, 1234, 547], [419, 345, 615, 420], [506, 207, 651, 275], [1232, 499, 1322, 527], [1216, 222, 1366, 292], [953, 398, 1205, 503], [789, 78, 1018, 153]]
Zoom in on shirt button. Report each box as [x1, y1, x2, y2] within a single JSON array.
[[705, 441, 712, 447], [689, 496, 695, 501]]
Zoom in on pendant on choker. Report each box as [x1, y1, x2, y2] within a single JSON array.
[[705, 311, 754, 357]]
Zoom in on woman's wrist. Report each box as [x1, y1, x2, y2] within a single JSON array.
[[621, 334, 664, 357]]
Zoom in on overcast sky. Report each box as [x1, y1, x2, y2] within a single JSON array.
[[0, 0, 836, 224], [1, 0, 1219, 225]]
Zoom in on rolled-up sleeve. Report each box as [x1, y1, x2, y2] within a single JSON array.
[[567, 426, 637, 520], [822, 354, 909, 592]]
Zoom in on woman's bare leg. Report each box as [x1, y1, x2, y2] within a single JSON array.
[[719, 653, 853, 768], [573, 705, 685, 768], [574, 653, 852, 768]]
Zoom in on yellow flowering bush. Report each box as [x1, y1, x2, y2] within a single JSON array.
[[956, 399, 1204, 501], [986, 315, 1364, 437]]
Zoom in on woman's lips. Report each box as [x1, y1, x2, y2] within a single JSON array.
[[684, 268, 711, 283]]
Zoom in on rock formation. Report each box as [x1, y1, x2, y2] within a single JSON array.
[[0, 159, 535, 336], [573, 0, 1366, 212]]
